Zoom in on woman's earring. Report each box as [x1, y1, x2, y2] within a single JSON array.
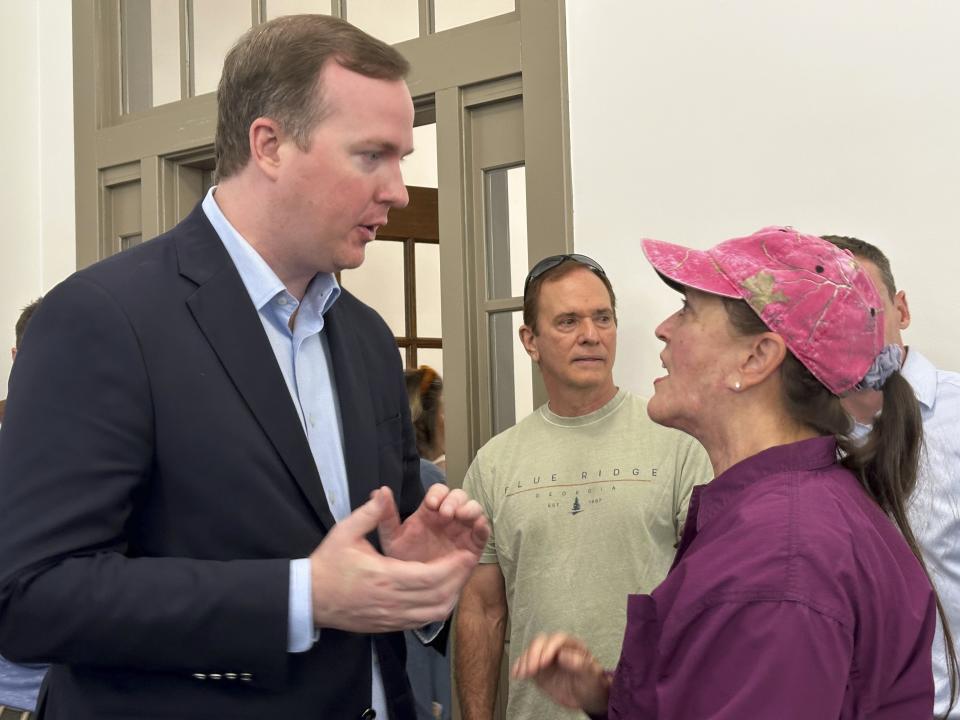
[[733, 380, 741, 391]]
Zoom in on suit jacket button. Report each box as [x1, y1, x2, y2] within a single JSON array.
[[192, 673, 207, 680], [209, 673, 222, 680], [240, 672, 253, 682], [361, 709, 376, 719], [224, 673, 237, 680]]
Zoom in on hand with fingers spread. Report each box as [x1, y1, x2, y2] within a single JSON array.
[[511, 633, 611, 714], [309, 486, 489, 634], [378, 483, 489, 564]]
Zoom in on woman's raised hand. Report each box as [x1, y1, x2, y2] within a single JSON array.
[[511, 632, 611, 714]]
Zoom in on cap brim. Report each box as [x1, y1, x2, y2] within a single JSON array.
[[641, 238, 742, 299]]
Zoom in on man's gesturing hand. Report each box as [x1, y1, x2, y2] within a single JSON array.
[[310, 485, 489, 633], [378, 483, 488, 564]]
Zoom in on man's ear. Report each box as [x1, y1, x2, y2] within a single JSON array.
[[739, 332, 787, 390], [519, 324, 539, 363], [249, 117, 284, 180], [893, 290, 911, 332]]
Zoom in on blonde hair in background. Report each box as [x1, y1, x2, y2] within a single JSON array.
[[405, 366, 443, 460]]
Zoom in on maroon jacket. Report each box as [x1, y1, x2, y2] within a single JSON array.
[[605, 437, 935, 719]]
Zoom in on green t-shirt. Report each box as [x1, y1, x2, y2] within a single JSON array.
[[463, 389, 712, 720]]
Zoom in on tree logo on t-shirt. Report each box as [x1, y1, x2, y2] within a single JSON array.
[[570, 495, 583, 515]]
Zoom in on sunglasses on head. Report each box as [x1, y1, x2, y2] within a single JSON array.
[[523, 254, 607, 299]]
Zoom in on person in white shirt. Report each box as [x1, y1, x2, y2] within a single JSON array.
[[826, 235, 960, 717]]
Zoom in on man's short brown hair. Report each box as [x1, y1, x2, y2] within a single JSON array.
[[15, 297, 42, 351], [821, 235, 897, 299], [214, 14, 410, 180]]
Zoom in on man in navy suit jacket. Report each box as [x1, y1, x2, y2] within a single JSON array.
[[0, 14, 487, 720]]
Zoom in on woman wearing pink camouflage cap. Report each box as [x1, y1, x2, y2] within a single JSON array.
[[512, 227, 957, 719]]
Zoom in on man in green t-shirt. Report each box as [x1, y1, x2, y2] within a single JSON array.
[[455, 255, 711, 720]]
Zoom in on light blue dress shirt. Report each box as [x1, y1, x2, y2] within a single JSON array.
[[900, 349, 960, 719], [851, 347, 960, 718], [201, 188, 387, 715], [0, 652, 45, 711]]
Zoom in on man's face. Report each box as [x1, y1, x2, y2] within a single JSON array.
[[858, 258, 910, 346], [274, 61, 414, 276], [520, 267, 617, 396]]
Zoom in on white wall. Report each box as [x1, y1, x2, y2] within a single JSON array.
[[1, 3, 41, 385], [0, 1, 75, 395], [38, 3, 77, 292], [566, 0, 960, 397], [8, 1, 959, 403]]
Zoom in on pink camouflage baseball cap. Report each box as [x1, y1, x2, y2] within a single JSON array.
[[641, 226, 885, 396]]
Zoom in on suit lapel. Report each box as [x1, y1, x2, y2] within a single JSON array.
[[176, 206, 337, 531], [324, 302, 381, 512]]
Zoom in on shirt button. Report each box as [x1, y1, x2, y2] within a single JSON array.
[[277, 296, 288, 306]]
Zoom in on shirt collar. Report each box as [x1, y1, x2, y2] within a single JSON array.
[[900, 347, 937, 410], [539, 388, 627, 427], [200, 186, 340, 318], [696, 436, 838, 531]]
